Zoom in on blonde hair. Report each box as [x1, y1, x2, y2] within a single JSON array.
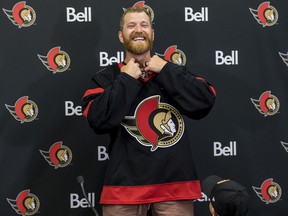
[[120, 6, 152, 31]]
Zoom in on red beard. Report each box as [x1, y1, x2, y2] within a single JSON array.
[[123, 32, 153, 55]]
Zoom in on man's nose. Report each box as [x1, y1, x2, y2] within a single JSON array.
[[135, 24, 142, 32]]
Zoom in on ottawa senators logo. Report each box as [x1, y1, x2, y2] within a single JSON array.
[[7, 189, 40, 215], [250, 91, 280, 116], [156, 45, 186, 66], [39, 141, 72, 169], [122, 95, 184, 151], [123, 1, 155, 23], [249, 2, 278, 27], [38, 47, 71, 73], [2, 1, 36, 28], [279, 52, 288, 67], [252, 178, 282, 204], [5, 96, 38, 123]]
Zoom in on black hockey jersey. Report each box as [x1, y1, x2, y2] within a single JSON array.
[[82, 62, 216, 204]]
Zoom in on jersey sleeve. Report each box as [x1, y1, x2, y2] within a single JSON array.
[[81, 65, 143, 132], [156, 62, 216, 119]]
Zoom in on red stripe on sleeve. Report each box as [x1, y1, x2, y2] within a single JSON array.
[[196, 77, 216, 96], [82, 88, 104, 98], [195, 77, 205, 81], [209, 86, 216, 96], [82, 88, 104, 118], [83, 100, 94, 118]]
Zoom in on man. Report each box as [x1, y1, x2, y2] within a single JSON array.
[[82, 6, 216, 216], [201, 175, 250, 216]]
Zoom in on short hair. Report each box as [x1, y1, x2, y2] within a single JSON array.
[[119, 6, 152, 31]]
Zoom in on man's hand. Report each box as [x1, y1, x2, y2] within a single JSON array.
[[144, 55, 167, 73], [121, 58, 142, 79]]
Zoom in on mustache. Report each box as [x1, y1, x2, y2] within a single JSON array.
[[130, 32, 147, 40]]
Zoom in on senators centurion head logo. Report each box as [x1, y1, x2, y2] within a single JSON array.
[[38, 47, 71, 73], [249, 2, 278, 27], [250, 91, 280, 116], [252, 178, 282, 204], [156, 45, 187, 66], [7, 189, 40, 215], [5, 96, 38, 123], [39, 141, 72, 169], [123, 1, 155, 23], [121, 95, 184, 151], [2, 1, 36, 28]]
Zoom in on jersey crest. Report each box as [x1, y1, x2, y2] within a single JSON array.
[[121, 95, 184, 151]]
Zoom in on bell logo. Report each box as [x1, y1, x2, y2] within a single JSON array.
[[70, 193, 95, 208], [65, 101, 82, 116], [215, 50, 238, 65], [99, 51, 124, 67], [98, 146, 110, 161], [214, 141, 237, 156], [66, 7, 92, 22], [184, 7, 208, 22]]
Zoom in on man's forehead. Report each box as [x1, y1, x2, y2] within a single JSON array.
[[124, 12, 150, 23]]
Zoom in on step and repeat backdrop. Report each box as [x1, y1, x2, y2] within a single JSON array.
[[1, 0, 288, 215]]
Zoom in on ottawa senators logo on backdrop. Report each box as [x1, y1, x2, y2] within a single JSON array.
[[250, 91, 280, 116], [121, 95, 184, 151], [7, 189, 40, 215], [5, 96, 38, 123], [38, 47, 71, 73], [249, 2, 278, 27], [39, 141, 72, 169], [123, 1, 154, 23], [2, 1, 36, 28], [279, 51, 288, 67], [252, 178, 282, 204], [156, 45, 187, 66]]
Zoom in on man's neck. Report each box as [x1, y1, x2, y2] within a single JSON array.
[[124, 52, 151, 68]]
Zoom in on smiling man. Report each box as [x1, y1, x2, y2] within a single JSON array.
[[82, 6, 216, 216], [119, 8, 154, 56]]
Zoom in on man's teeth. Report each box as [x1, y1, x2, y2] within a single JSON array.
[[133, 37, 144, 41]]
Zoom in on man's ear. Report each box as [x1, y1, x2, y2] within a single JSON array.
[[118, 31, 124, 43]]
